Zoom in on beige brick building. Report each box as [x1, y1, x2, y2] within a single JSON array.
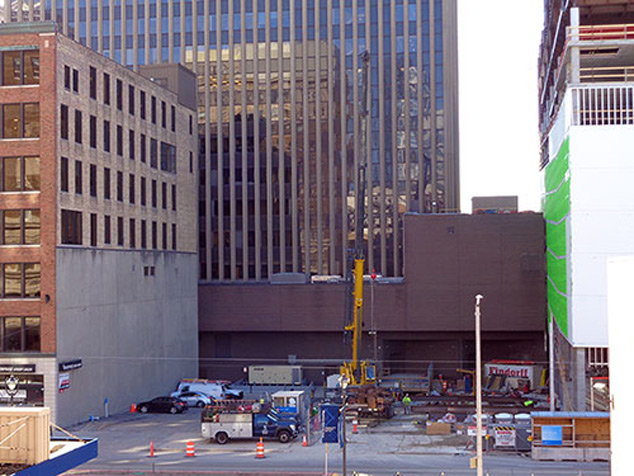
[[0, 22, 198, 425]]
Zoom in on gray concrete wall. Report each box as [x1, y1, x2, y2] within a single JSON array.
[[55, 247, 198, 426]]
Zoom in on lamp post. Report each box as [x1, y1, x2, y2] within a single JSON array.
[[474, 294, 484, 476], [5, 375, 19, 406], [370, 269, 377, 367]]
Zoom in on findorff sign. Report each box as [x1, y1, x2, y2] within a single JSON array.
[[485, 362, 542, 388]]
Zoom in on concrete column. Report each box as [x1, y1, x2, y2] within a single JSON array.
[[574, 347, 587, 411], [570, 7, 580, 84]]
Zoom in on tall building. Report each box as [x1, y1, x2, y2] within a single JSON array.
[[0, 22, 199, 425], [538, 0, 634, 410], [2, 0, 460, 280]]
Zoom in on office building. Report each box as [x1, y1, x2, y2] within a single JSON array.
[[538, 0, 634, 410], [2, 0, 460, 280], [0, 22, 198, 425]]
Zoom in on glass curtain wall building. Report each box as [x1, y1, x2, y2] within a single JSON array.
[[6, 0, 459, 281]]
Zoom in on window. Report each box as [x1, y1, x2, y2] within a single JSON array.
[[171, 184, 176, 211], [116, 125, 123, 156], [117, 216, 124, 246], [89, 66, 97, 99], [116, 79, 122, 110], [1, 210, 40, 245], [140, 177, 146, 205], [74, 109, 82, 143], [104, 215, 111, 244], [189, 115, 193, 135], [89, 164, 97, 197], [160, 142, 176, 173], [64, 65, 70, 89], [172, 223, 176, 250], [103, 120, 110, 152], [103, 167, 111, 199], [152, 221, 157, 249], [151, 96, 156, 124], [2, 50, 39, 85], [151, 179, 157, 208], [3, 103, 39, 138], [0, 317, 40, 352], [72, 68, 79, 93], [171, 105, 175, 132], [161, 101, 167, 128], [129, 218, 136, 248], [162, 222, 167, 249], [2, 156, 39, 191], [89, 115, 97, 148], [90, 213, 97, 246], [150, 138, 157, 168], [129, 173, 135, 204], [60, 157, 69, 192], [2, 263, 39, 298], [61, 210, 82, 245], [74, 160, 82, 195], [116, 171, 123, 201], [103, 72, 110, 105], [129, 130, 135, 159], [60, 104, 68, 139], [190, 151, 193, 173], [140, 90, 146, 119], [140, 134, 147, 163], [128, 85, 135, 115], [161, 182, 167, 209], [141, 220, 147, 248]]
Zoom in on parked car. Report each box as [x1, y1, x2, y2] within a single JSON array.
[[176, 391, 214, 408], [137, 396, 187, 414]]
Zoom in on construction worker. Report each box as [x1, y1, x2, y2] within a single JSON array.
[[402, 394, 412, 415]]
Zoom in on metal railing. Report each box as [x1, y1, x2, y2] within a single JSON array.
[[571, 84, 634, 126]]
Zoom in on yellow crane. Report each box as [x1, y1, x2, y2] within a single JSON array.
[[340, 52, 375, 387]]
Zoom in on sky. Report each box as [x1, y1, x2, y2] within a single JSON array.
[[458, 1, 545, 213]]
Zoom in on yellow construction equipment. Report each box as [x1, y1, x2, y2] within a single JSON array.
[[340, 52, 375, 388]]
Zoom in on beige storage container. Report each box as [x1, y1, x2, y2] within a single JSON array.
[[0, 407, 50, 465]]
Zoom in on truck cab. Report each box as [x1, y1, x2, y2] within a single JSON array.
[[253, 412, 297, 443]]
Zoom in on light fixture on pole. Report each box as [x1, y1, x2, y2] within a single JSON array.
[[5, 375, 19, 406], [474, 294, 484, 476], [370, 269, 377, 366]]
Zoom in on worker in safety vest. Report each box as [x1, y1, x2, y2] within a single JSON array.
[[402, 394, 412, 415]]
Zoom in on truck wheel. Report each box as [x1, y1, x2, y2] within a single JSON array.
[[215, 432, 229, 445], [278, 430, 291, 443]]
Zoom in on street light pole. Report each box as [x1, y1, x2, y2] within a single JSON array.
[[475, 294, 484, 476], [370, 269, 377, 366]]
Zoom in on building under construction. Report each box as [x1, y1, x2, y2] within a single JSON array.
[[538, 0, 634, 410]]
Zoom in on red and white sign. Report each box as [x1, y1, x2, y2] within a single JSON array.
[[58, 373, 70, 393], [494, 428, 516, 448], [485, 364, 533, 380], [467, 426, 487, 437]]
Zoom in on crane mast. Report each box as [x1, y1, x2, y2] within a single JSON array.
[[341, 51, 375, 387]]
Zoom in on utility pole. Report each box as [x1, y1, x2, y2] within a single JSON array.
[[475, 294, 484, 476]]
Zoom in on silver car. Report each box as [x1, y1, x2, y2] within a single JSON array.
[[176, 391, 214, 408]]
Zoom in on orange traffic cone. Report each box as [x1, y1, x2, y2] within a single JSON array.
[[148, 440, 155, 458], [130, 403, 137, 413], [255, 437, 265, 459], [302, 434, 308, 447], [185, 440, 195, 457]]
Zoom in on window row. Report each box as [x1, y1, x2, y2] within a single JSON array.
[[1, 210, 40, 245], [62, 209, 178, 251], [2, 50, 39, 86], [0, 316, 40, 353], [0, 263, 40, 299], [60, 106, 177, 173], [60, 158, 177, 210], [0, 156, 40, 192], [75, 65, 186, 136], [1, 103, 39, 139]]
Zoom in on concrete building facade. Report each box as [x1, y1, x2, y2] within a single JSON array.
[[538, 0, 634, 410], [199, 213, 547, 384], [1, 0, 460, 281], [0, 22, 198, 425]]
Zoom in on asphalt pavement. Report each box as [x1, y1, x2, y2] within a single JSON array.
[[60, 408, 610, 476]]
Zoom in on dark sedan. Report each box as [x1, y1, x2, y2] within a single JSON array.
[[137, 396, 187, 414]]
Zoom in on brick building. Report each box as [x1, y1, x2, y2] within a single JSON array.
[[0, 22, 198, 425]]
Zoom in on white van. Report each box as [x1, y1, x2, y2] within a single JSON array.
[[171, 379, 243, 400]]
